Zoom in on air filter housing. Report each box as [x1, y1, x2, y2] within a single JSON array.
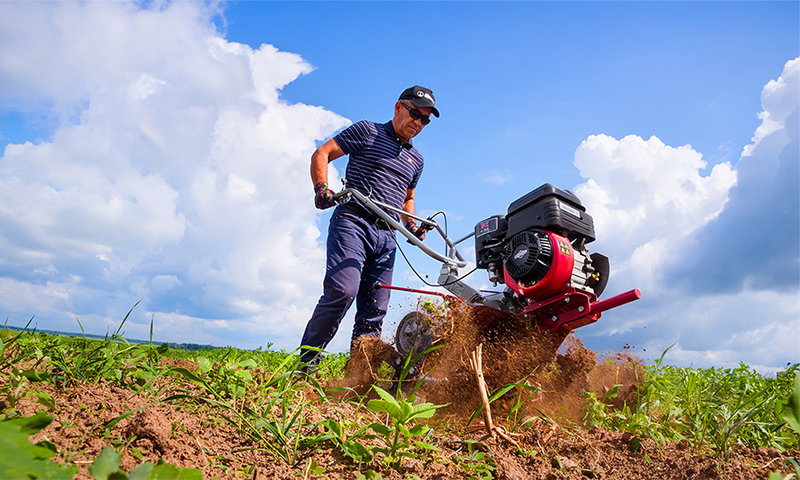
[[503, 230, 553, 286]]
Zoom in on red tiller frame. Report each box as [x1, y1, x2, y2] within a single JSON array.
[[592, 288, 643, 315], [531, 288, 642, 332], [377, 282, 640, 333]]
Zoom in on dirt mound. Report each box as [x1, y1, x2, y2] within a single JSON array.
[[340, 304, 643, 425], [327, 335, 401, 398]]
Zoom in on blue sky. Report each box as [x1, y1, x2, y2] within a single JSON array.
[[0, 1, 797, 373]]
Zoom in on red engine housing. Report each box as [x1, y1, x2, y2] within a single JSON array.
[[502, 230, 641, 333], [503, 230, 574, 302]]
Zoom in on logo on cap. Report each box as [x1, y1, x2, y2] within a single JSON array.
[[416, 90, 425, 98]]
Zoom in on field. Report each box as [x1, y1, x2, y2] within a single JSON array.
[[1, 309, 799, 480]]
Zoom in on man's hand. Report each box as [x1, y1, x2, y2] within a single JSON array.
[[314, 182, 336, 210], [405, 220, 427, 241]]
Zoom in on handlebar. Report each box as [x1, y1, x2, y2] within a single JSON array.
[[333, 188, 468, 268]]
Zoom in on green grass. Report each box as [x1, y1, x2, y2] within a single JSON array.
[[582, 348, 800, 459]]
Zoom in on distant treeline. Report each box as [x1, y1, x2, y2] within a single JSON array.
[[3, 325, 218, 351], [163, 342, 217, 351]]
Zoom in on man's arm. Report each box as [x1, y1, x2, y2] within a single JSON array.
[[311, 138, 345, 186], [402, 188, 429, 240], [401, 188, 416, 225]]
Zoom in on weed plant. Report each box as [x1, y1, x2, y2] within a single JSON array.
[[468, 374, 549, 434], [164, 350, 335, 465], [583, 347, 800, 459]]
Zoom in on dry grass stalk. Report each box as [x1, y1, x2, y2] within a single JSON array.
[[470, 343, 520, 447]]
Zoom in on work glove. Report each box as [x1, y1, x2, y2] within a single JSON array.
[[313, 182, 336, 210], [405, 220, 427, 241]]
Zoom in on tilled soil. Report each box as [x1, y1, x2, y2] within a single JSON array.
[[4, 310, 798, 479], [12, 359, 795, 480]]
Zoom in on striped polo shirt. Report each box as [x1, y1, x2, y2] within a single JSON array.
[[334, 120, 424, 221]]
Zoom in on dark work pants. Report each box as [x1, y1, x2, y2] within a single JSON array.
[[298, 208, 396, 368]]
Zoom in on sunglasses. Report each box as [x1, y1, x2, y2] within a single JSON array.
[[400, 102, 431, 125]]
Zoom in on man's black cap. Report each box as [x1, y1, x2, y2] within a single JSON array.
[[399, 86, 439, 117]]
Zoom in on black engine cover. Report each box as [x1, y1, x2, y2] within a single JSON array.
[[506, 184, 595, 244], [473, 184, 596, 280]]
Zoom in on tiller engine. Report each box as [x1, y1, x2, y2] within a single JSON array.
[[334, 183, 641, 361]]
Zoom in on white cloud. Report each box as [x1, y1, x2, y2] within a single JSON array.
[[480, 170, 513, 185], [593, 288, 799, 369], [574, 58, 799, 370], [573, 134, 737, 290], [743, 58, 799, 158], [0, 1, 349, 348], [151, 274, 181, 292], [0, 277, 74, 314], [128, 73, 168, 102]]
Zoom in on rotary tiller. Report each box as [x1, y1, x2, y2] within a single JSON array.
[[333, 183, 641, 364]]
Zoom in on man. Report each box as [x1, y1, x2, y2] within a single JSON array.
[[298, 85, 439, 373]]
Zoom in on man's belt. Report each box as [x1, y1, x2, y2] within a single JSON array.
[[372, 216, 393, 230], [342, 203, 395, 230]]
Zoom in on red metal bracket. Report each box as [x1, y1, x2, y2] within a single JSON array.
[[525, 288, 642, 332]]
